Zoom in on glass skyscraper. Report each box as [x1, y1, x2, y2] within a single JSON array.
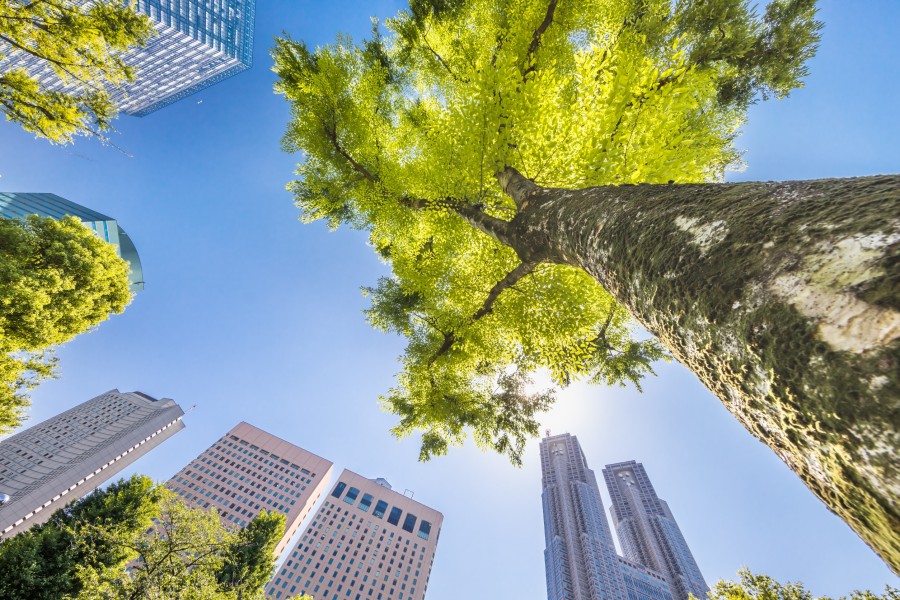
[[0, 192, 145, 291], [541, 433, 704, 600], [0, 0, 255, 116]]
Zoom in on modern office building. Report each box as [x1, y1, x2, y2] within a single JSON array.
[[266, 469, 443, 600], [0, 192, 145, 291], [0, 0, 255, 116], [540, 433, 696, 600], [603, 461, 709, 600], [166, 422, 333, 557], [0, 389, 184, 537]]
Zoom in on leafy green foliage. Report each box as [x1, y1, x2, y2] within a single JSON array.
[[0, 475, 161, 600], [705, 569, 899, 600], [216, 511, 287, 597], [273, 0, 821, 463], [0, 0, 154, 143], [0, 215, 132, 432], [0, 476, 284, 600]]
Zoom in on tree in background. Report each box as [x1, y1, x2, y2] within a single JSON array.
[[706, 569, 899, 600], [217, 512, 289, 599], [0, 0, 154, 143], [0, 215, 132, 432], [0, 475, 285, 600], [0, 475, 161, 600], [274, 0, 900, 573]]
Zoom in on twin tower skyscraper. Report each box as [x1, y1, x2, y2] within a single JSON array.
[[541, 433, 708, 600], [0, 390, 703, 600]]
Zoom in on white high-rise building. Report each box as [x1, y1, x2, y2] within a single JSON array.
[[541, 433, 692, 600], [0, 389, 184, 537]]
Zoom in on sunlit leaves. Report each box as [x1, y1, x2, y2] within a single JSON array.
[[0, 0, 154, 143], [273, 0, 820, 464], [706, 569, 899, 600], [0, 216, 132, 432]]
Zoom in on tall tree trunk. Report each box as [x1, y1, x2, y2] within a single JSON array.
[[501, 171, 900, 573]]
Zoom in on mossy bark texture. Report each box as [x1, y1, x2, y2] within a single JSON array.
[[502, 172, 900, 573]]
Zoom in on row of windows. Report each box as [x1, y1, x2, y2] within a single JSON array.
[[331, 483, 432, 541]]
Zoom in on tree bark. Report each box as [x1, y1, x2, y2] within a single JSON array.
[[502, 171, 900, 573]]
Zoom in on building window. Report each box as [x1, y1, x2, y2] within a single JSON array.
[[344, 487, 359, 505], [387, 507, 402, 526], [358, 494, 373, 512], [373, 500, 388, 518], [417, 521, 431, 540], [402, 514, 417, 533], [332, 482, 347, 499]]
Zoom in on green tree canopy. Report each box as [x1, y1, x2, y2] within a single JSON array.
[[706, 569, 899, 600], [0, 215, 132, 432], [0, 0, 154, 143], [0, 475, 285, 600], [0, 475, 161, 600], [272, 0, 821, 465]]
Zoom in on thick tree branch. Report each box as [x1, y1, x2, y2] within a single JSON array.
[[472, 261, 537, 321], [401, 195, 515, 246], [430, 261, 537, 363], [523, 0, 559, 77], [592, 307, 618, 350], [324, 123, 377, 182], [496, 166, 540, 210]]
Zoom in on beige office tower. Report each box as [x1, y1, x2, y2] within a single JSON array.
[[0, 389, 185, 537], [166, 422, 333, 556], [266, 469, 443, 600]]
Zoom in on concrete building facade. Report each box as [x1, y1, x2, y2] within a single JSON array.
[[266, 469, 443, 600], [166, 422, 333, 557], [603, 461, 708, 600], [0, 192, 145, 291], [541, 433, 684, 600], [0, 0, 255, 116], [0, 389, 184, 537]]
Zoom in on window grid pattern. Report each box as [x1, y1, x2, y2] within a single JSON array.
[[0, 390, 185, 537], [265, 469, 443, 600], [603, 462, 709, 600], [165, 422, 333, 557], [0, 0, 255, 116], [541, 434, 684, 600]]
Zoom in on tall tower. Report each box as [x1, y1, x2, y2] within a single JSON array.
[[266, 469, 443, 600], [603, 461, 708, 600], [0, 192, 144, 291], [0, 389, 184, 537], [165, 422, 333, 557], [540, 433, 628, 600], [0, 0, 255, 116]]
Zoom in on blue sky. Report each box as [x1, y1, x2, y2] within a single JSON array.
[[1, 0, 899, 598]]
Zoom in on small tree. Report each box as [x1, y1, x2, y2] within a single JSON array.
[[0, 0, 154, 143], [0, 215, 132, 432], [706, 569, 899, 600], [273, 0, 900, 573]]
